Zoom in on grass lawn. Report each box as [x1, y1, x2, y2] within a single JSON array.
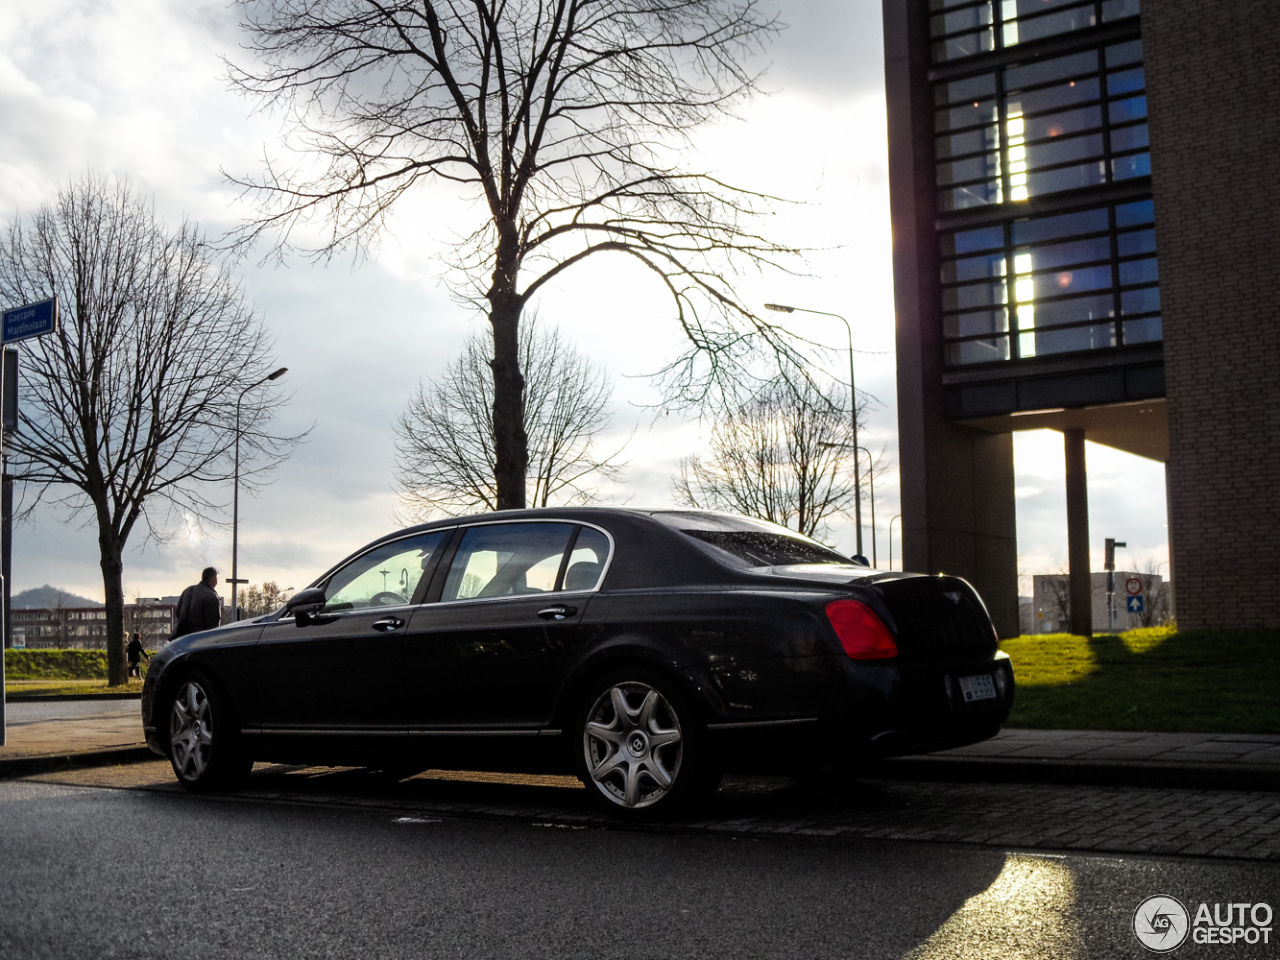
[[1003, 627, 1280, 734], [5, 678, 145, 697], [4, 649, 148, 697]]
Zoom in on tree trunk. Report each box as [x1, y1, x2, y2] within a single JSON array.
[[98, 535, 128, 686], [488, 237, 528, 510]]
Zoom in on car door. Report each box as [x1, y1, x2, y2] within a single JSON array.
[[254, 530, 450, 756], [404, 522, 609, 734]]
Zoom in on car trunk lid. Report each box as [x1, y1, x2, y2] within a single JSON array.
[[872, 575, 998, 659]]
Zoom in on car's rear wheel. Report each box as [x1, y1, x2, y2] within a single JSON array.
[[574, 669, 717, 820], [166, 671, 252, 792]]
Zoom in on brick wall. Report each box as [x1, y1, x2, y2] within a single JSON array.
[[1145, 2, 1280, 628]]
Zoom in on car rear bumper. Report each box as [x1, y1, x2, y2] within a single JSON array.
[[696, 652, 1014, 773]]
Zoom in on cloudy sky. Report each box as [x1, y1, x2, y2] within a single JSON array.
[[0, 0, 1168, 604]]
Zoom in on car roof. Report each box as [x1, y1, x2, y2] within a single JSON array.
[[325, 507, 738, 593]]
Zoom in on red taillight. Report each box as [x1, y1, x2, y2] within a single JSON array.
[[825, 599, 898, 660]]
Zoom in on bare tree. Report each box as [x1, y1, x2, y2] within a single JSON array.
[[241, 581, 292, 616], [49, 589, 72, 651], [1036, 568, 1073, 630], [672, 378, 868, 540], [395, 317, 624, 518], [1134, 561, 1168, 628], [0, 176, 299, 685], [228, 0, 800, 509]]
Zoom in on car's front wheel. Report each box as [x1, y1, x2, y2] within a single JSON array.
[[166, 671, 251, 792], [574, 669, 717, 820]]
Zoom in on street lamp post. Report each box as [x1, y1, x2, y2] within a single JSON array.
[[859, 446, 876, 568], [819, 441, 877, 567], [231, 367, 287, 622], [765, 303, 863, 558]]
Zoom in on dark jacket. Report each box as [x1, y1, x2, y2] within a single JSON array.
[[171, 582, 222, 638], [126, 638, 147, 663]]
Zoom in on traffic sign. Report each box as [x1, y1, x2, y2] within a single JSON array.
[[1127, 595, 1144, 613], [1125, 577, 1143, 596], [2, 297, 59, 344]]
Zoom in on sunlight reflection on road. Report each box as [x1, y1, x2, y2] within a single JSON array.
[[905, 854, 1080, 959]]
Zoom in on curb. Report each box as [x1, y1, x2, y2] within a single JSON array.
[[5, 693, 142, 702], [4, 745, 1278, 794], [878, 755, 1280, 792], [0, 745, 158, 780]]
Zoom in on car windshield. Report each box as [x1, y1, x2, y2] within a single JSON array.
[[650, 511, 852, 568]]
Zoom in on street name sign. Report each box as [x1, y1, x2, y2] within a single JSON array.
[[2, 297, 58, 344], [1127, 595, 1145, 613]]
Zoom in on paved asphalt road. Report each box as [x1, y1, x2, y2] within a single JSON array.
[[2, 777, 1278, 960]]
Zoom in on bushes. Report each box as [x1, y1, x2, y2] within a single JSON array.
[[4, 649, 113, 680]]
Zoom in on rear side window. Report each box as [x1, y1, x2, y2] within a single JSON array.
[[440, 523, 576, 601], [563, 527, 610, 591], [650, 512, 850, 568]]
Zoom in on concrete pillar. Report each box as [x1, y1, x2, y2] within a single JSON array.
[[1064, 428, 1092, 637], [1164, 463, 1175, 621]]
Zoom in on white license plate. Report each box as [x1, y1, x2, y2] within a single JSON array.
[[959, 674, 997, 703]]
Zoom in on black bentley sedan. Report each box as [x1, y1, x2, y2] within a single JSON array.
[[142, 508, 1014, 818]]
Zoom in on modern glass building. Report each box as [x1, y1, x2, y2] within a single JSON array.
[[884, 0, 1280, 633]]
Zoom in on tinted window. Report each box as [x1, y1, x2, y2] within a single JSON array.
[[945, 225, 1004, 255], [1012, 207, 1108, 244], [651, 512, 850, 567], [323, 532, 449, 612], [1005, 50, 1098, 91], [440, 523, 575, 602], [563, 527, 611, 592], [683, 531, 851, 567]]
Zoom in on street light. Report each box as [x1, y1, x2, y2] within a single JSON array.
[[231, 367, 287, 622], [819, 442, 877, 567], [765, 303, 863, 558]]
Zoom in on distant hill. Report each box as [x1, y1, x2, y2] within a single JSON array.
[[12, 585, 99, 609]]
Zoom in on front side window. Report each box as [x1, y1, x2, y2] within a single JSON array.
[[323, 531, 450, 612], [440, 523, 577, 602]]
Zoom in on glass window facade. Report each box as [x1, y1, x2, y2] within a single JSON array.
[[940, 200, 1161, 365], [929, 0, 1139, 64], [934, 41, 1150, 212], [930, 2, 1157, 367]]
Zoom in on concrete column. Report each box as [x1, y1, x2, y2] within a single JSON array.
[[1064, 428, 1092, 637], [1164, 463, 1175, 621]]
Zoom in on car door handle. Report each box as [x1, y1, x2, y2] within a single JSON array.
[[371, 617, 406, 633], [536, 605, 577, 621]]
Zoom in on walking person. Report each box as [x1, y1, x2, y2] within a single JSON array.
[[171, 567, 223, 639], [126, 632, 149, 679]]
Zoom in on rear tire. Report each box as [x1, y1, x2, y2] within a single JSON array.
[[574, 668, 719, 820], [165, 670, 252, 792]]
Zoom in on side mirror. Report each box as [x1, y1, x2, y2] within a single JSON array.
[[284, 587, 327, 625]]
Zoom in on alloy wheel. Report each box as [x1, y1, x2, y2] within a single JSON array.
[[169, 680, 212, 781], [582, 681, 683, 809]]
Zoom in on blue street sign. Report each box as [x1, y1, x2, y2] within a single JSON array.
[[1127, 595, 1145, 613], [2, 297, 58, 344]]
